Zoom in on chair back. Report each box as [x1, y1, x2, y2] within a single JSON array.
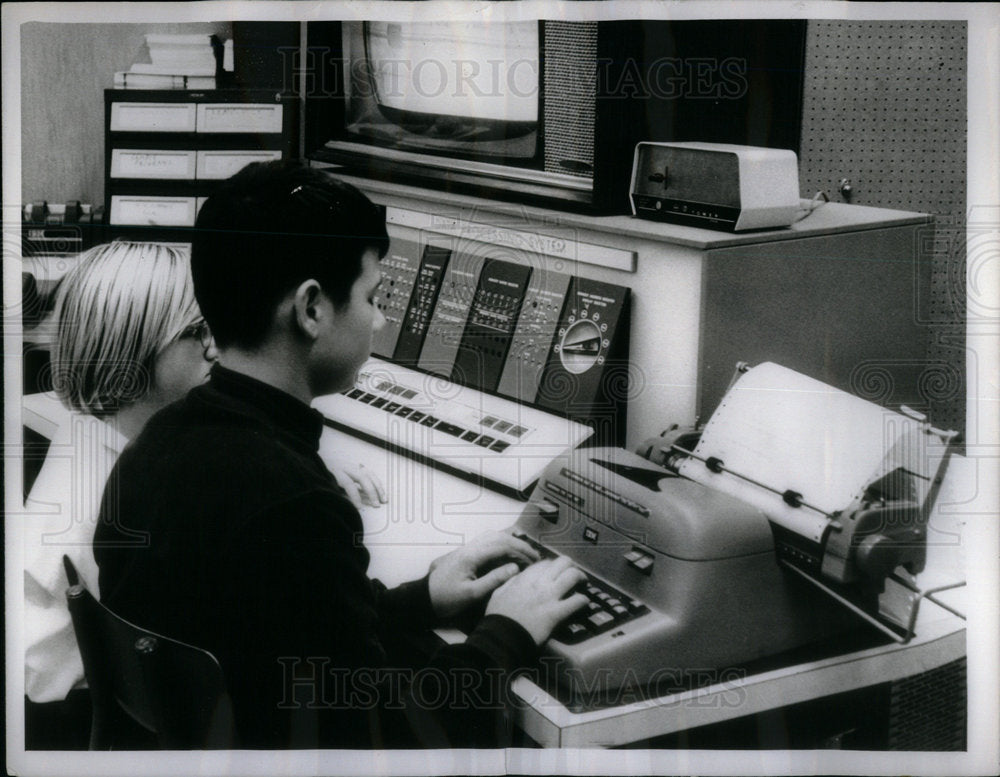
[[63, 556, 237, 749]]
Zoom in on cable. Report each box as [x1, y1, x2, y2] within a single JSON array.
[[793, 191, 829, 224]]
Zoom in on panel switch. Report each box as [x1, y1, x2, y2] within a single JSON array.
[[624, 549, 654, 575]]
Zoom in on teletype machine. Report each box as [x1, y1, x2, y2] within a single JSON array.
[[512, 362, 963, 697]]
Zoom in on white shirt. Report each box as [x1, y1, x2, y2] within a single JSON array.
[[23, 409, 128, 703]]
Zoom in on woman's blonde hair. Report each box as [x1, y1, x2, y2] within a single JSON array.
[[51, 241, 201, 416]]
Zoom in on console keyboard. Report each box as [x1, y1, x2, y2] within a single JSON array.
[[345, 385, 525, 454], [312, 358, 594, 495]]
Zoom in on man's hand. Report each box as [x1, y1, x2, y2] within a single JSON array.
[[327, 461, 387, 509], [486, 557, 588, 645], [427, 531, 540, 620]]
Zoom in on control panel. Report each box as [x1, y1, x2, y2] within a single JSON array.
[[369, 240, 631, 443], [393, 243, 451, 364], [452, 259, 533, 391], [371, 237, 421, 358]]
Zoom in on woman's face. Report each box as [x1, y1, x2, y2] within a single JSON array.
[[150, 321, 218, 406]]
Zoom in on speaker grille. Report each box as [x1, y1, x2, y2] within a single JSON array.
[[543, 22, 597, 181]]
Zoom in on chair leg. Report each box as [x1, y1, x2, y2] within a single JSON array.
[[88, 708, 111, 750]]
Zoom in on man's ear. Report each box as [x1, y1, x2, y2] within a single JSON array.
[[291, 279, 326, 340]]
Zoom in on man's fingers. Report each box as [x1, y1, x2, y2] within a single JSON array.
[[550, 564, 587, 599], [330, 467, 362, 507], [356, 466, 388, 505], [469, 562, 520, 596], [356, 470, 384, 506], [504, 534, 541, 563], [468, 533, 538, 568], [515, 556, 586, 602], [370, 472, 388, 504], [553, 592, 589, 620], [340, 476, 364, 509], [536, 554, 575, 579]]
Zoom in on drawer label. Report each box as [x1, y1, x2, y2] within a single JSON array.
[[110, 103, 197, 133], [196, 150, 282, 179], [110, 195, 197, 226], [196, 104, 283, 133], [110, 149, 196, 179]]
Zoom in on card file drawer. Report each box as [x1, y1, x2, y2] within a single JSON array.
[[105, 90, 298, 242], [110, 195, 198, 227], [110, 102, 197, 132]]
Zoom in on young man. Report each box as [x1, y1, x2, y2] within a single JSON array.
[[94, 161, 587, 748]]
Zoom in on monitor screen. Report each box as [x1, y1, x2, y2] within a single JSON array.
[[343, 21, 540, 161]]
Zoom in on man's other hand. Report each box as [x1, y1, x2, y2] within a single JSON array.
[[327, 461, 387, 509], [485, 557, 589, 645]]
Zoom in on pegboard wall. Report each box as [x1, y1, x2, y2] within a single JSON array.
[[799, 20, 967, 434]]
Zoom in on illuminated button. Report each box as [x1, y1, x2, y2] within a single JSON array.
[[623, 550, 643, 564], [626, 551, 654, 575]]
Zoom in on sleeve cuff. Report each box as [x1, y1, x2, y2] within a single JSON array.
[[379, 574, 436, 629], [464, 614, 538, 674]]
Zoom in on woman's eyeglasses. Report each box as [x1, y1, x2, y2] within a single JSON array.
[[179, 320, 215, 358]]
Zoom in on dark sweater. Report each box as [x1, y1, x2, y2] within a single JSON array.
[[94, 365, 536, 748]]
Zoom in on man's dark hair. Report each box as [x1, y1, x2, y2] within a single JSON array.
[[191, 160, 389, 349]]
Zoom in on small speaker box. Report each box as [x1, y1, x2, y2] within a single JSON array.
[[630, 142, 800, 231]]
